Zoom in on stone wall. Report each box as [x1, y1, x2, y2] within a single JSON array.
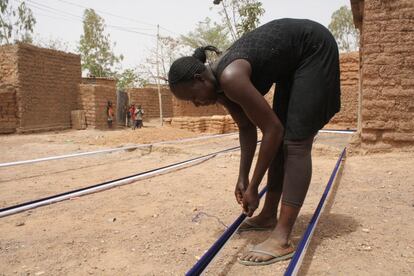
[[0, 45, 18, 134], [352, 0, 414, 151], [325, 52, 359, 129], [79, 78, 117, 129], [16, 44, 81, 133]]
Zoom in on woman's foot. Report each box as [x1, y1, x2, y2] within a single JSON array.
[[238, 213, 277, 232], [238, 236, 294, 265]]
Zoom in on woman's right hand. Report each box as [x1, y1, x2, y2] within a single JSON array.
[[235, 177, 248, 205]]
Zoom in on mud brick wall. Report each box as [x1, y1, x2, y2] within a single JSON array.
[[0, 45, 18, 133], [352, 0, 414, 151], [82, 77, 117, 88], [172, 98, 228, 117], [127, 87, 173, 119], [325, 52, 359, 129], [79, 79, 117, 129], [16, 44, 81, 132]]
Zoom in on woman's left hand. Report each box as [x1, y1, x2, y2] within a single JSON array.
[[242, 187, 259, 217]]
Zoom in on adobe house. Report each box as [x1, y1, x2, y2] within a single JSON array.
[[0, 44, 80, 133], [351, 0, 414, 151], [78, 77, 117, 129]]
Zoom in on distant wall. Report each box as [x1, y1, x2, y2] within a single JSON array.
[[172, 98, 228, 117], [325, 52, 359, 129], [0, 44, 81, 133], [79, 78, 117, 129], [127, 87, 173, 119], [16, 44, 81, 132], [0, 45, 18, 134]]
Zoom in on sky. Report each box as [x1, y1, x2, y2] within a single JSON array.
[[25, 0, 351, 69]]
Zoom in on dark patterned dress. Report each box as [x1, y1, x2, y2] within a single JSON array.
[[215, 18, 341, 140]]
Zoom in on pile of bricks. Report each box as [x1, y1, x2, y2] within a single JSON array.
[[165, 115, 237, 134]]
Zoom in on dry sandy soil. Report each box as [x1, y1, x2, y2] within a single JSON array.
[[0, 123, 413, 276]]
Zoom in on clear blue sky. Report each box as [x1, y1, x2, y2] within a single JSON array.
[[26, 0, 351, 69]]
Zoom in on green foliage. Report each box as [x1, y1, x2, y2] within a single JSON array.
[[116, 68, 139, 90], [328, 5, 359, 52], [181, 17, 231, 52], [78, 9, 123, 77], [215, 0, 265, 41], [0, 0, 36, 45], [235, 0, 264, 36]]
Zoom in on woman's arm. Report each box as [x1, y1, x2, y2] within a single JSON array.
[[218, 96, 257, 203], [220, 59, 284, 215]]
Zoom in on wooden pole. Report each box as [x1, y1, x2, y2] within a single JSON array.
[[156, 24, 163, 126]]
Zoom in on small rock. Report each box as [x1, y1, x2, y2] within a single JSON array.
[[362, 228, 370, 233], [35, 272, 45, 276], [362, 245, 372, 251], [15, 222, 25, 227], [152, 214, 159, 218], [192, 207, 198, 212]]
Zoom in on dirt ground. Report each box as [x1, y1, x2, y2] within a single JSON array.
[[0, 123, 413, 276]]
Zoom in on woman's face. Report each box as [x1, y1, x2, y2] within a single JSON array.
[[172, 75, 218, 107]]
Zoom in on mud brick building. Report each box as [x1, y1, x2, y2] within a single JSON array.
[[0, 44, 81, 133], [127, 87, 173, 119], [78, 78, 117, 129], [351, 0, 414, 151], [127, 87, 227, 118], [326, 52, 360, 130]]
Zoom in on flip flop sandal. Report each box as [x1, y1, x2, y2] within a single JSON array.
[[237, 219, 275, 233], [237, 245, 295, 266]]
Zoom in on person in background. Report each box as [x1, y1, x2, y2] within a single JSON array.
[[106, 101, 114, 129], [135, 105, 144, 129], [129, 104, 136, 129], [125, 104, 131, 127]]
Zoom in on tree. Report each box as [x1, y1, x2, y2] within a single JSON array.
[[328, 5, 359, 52], [181, 17, 231, 52], [78, 9, 123, 77], [116, 68, 140, 90], [213, 0, 265, 41], [138, 35, 185, 85], [0, 0, 36, 45]]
